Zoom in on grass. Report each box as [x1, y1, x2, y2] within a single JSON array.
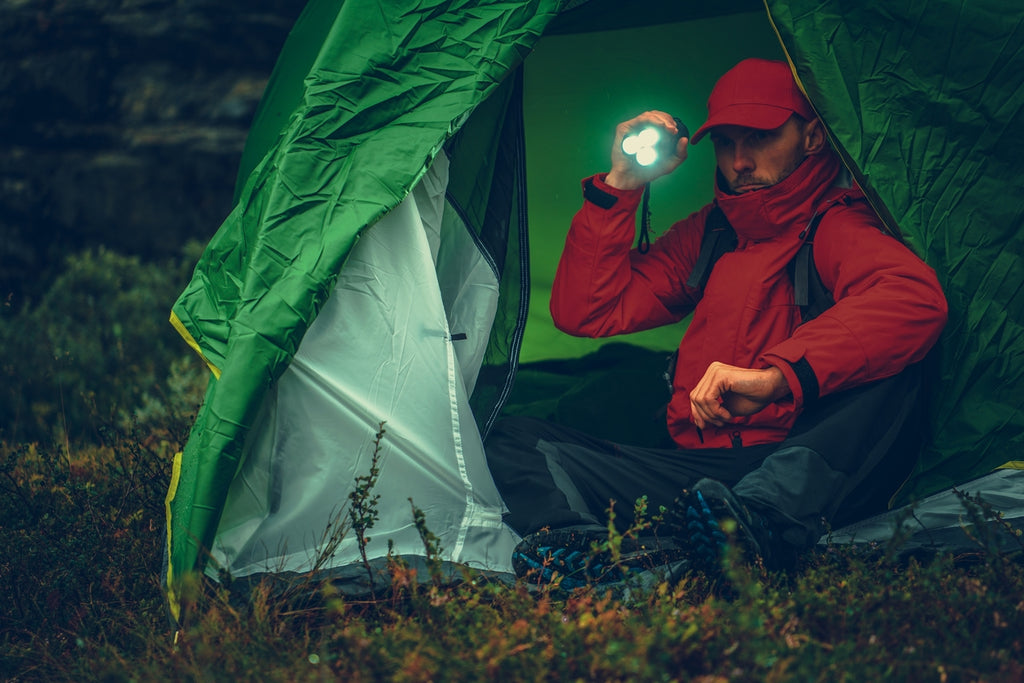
[[2, 419, 1023, 683]]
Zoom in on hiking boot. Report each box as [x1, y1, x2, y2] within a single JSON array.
[[512, 525, 687, 590], [669, 478, 787, 576]]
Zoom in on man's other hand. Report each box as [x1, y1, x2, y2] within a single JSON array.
[[689, 362, 791, 429]]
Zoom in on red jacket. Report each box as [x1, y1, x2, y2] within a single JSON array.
[[551, 151, 948, 450]]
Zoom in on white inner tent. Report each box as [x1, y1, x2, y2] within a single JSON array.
[[208, 153, 519, 583]]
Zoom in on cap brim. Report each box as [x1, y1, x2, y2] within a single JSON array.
[[690, 104, 796, 144]]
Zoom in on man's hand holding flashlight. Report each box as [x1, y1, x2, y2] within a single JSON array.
[[606, 111, 689, 191]]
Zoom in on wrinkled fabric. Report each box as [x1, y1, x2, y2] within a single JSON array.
[[208, 153, 518, 582], [165, 0, 560, 614], [767, 0, 1024, 502]]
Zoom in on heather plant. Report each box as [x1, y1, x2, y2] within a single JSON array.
[[3, 421, 1023, 682], [1, 245, 1023, 680], [349, 423, 386, 597], [409, 498, 446, 586], [0, 427, 172, 679], [952, 487, 1024, 565]]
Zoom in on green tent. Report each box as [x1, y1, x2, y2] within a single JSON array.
[[164, 0, 1024, 620]]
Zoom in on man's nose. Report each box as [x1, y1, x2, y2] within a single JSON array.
[[732, 145, 755, 173]]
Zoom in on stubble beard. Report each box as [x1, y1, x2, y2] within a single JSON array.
[[730, 153, 807, 194]]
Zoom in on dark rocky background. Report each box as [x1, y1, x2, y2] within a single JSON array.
[[0, 0, 307, 441], [1, 0, 305, 310]]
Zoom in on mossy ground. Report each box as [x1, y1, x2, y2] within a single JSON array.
[[2, 426, 1022, 682], [2, 248, 1021, 682]]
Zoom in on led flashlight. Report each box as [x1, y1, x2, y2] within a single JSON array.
[[621, 117, 689, 167]]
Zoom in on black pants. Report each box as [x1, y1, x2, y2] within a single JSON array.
[[485, 365, 924, 551]]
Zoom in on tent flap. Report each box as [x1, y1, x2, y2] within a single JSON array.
[[768, 0, 1024, 502], [166, 0, 561, 604]]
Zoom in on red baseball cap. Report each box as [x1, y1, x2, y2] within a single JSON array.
[[691, 58, 816, 144]]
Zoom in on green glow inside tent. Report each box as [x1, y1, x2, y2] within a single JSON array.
[[519, 12, 783, 362]]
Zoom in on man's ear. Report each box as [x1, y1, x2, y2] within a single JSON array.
[[804, 118, 827, 155]]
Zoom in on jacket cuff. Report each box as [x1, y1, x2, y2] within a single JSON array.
[[581, 174, 644, 210], [789, 358, 820, 407], [764, 356, 818, 411]]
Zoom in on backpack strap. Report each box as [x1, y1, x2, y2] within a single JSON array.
[[686, 199, 859, 323], [685, 204, 737, 292], [791, 194, 873, 322], [790, 210, 836, 323]]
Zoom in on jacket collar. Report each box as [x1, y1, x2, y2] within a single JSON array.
[[713, 150, 844, 242]]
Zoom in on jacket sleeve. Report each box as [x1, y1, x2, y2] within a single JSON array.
[[550, 174, 705, 337], [760, 200, 948, 407]]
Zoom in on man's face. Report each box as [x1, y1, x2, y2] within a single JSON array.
[[709, 117, 817, 194]]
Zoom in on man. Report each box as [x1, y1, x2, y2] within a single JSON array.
[[485, 58, 948, 584]]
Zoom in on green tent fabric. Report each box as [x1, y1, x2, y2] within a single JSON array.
[[165, 0, 1024, 620], [768, 3, 1024, 500], [165, 0, 560, 620]]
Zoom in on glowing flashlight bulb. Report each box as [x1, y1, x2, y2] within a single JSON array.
[[622, 126, 663, 167], [637, 127, 660, 146], [635, 147, 658, 166], [621, 135, 642, 155]]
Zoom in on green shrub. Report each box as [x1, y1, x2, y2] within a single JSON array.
[[0, 243, 207, 443]]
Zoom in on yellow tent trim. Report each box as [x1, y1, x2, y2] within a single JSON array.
[[164, 450, 184, 624], [169, 310, 222, 380], [997, 461, 1024, 470]]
